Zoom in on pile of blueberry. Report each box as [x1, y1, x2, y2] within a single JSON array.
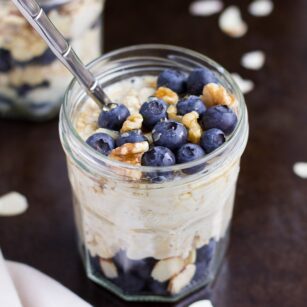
[[86, 68, 238, 180], [90, 239, 217, 296]]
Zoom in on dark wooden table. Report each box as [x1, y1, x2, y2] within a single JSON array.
[[1, 0, 307, 306]]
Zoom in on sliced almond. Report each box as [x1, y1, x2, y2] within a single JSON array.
[[189, 0, 224, 17], [151, 257, 186, 282], [168, 264, 196, 295], [241, 51, 266, 70], [231, 73, 254, 94], [0, 192, 28, 216], [293, 162, 307, 179], [219, 6, 248, 38], [189, 300, 214, 307], [99, 258, 118, 279], [248, 0, 274, 17], [185, 249, 197, 265]]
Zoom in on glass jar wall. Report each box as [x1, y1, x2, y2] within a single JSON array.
[[59, 45, 249, 302]]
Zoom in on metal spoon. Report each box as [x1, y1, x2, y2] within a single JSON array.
[[11, 0, 114, 110]]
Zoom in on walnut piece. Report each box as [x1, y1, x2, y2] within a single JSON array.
[[120, 113, 143, 133], [109, 141, 149, 165], [182, 111, 202, 144], [202, 83, 236, 108], [155, 87, 179, 105], [167, 105, 183, 123]]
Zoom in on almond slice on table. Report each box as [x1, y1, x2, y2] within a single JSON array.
[[293, 162, 307, 179], [241, 51, 266, 70], [151, 257, 186, 282], [0, 192, 28, 216], [231, 73, 255, 94], [248, 0, 274, 17], [219, 6, 248, 38], [189, 300, 214, 307], [189, 0, 224, 17]]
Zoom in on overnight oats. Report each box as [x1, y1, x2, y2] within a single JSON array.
[[0, 0, 104, 120], [59, 45, 249, 302]]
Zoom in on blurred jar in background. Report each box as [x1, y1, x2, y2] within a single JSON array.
[[0, 0, 105, 121]]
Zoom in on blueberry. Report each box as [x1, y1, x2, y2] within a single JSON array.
[[86, 133, 115, 155], [176, 143, 206, 174], [177, 95, 207, 116], [200, 105, 238, 135], [142, 146, 176, 167], [141, 146, 176, 183], [139, 99, 167, 130], [146, 277, 168, 295], [116, 130, 147, 147], [157, 69, 187, 94], [152, 121, 188, 152], [112, 250, 156, 294], [200, 128, 225, 154], [34, 48, 57, 65], [194, 239, 217, 282], [0, 49, 12, 72], [14, 81, 49, 97], [187, 68, 218, 95], [98, 104, 130, 131]]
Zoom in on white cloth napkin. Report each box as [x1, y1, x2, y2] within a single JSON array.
[[0, 250, 92, 307]]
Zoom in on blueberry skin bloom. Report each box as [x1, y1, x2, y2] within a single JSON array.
[[200, 128, 225, 153], [177, 95, 207, 116], [86, 133, 115, 156], [141, 146, 176, 183], [98, 104, 130, 131], [152, 121, 188, 152], [116, 130, 147, 147], [139, 99, 168, 130], [187, 68, 218, 95], [177, 143, 206, 174], [200, 105, 238, 135], [157, 69, 187, 94]]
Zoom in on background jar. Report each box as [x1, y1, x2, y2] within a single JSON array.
[[59, 45, 249, 302], [0, 0, 105, 121]]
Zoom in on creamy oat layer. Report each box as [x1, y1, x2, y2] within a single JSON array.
[[70, 76, 242, 260]]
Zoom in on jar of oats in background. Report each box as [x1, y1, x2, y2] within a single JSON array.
[[0, 0, 105, 120]]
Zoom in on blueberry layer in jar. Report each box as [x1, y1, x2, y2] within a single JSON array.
[[0, 0, 105, 120], [60, 45, 249, 302]]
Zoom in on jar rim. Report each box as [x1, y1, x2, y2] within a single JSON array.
[[60, 44, 248, 174]]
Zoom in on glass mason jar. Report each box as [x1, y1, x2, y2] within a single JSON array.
[[0, 0, 105, 121], [59, 45, 249, 302]]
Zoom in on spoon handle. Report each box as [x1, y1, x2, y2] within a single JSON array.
[[11, 0, 112, 107]]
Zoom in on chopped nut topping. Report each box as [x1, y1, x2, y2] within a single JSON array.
[[109, 141, 149, 167], [155, 87, 179, 105], [182, 111, 202, 144], [202, 83, 236, 108], [167, 105, 183, 123], [120, 113, 143, 133]]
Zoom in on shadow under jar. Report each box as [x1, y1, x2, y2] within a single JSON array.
[[0, 0, 105, 121], [59, 45, 249, 302]]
